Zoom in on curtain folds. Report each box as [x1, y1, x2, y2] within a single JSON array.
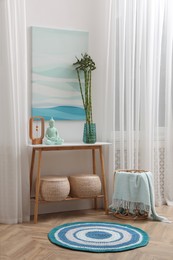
[[103, 0, 173, 205], [0, 0, 30, 223]]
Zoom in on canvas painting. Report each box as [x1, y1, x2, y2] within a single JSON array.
[[32, 26, 88, 120]]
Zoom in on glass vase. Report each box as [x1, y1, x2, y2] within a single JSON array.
[[83, 123, 96, 144]]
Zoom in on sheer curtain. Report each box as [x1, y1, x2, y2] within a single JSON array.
[[103, 0, 173, 206], [0, 0, 30, 223]]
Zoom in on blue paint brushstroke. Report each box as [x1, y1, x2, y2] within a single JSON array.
[[32, 106, 85, 121]]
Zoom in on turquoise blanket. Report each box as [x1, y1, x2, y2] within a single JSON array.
[[109, 171, 170, 222]]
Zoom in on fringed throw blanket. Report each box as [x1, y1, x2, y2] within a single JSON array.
[[109, 171, 170, 222]]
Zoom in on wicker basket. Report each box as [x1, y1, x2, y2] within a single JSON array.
[[69, 175, 102, 198], [115, 169, 148, 174], [40, 176, 70, 201], [113, 169, 149, 220]]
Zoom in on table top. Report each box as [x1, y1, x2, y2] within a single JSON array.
[[28, 142, 111, 149]]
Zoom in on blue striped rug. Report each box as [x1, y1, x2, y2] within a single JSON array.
[[48, 222, 149, 253]]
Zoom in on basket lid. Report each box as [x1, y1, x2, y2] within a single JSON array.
[[40, 176, 68, 182], [115, 169, 148, 174], [69, 175, 99, 179]]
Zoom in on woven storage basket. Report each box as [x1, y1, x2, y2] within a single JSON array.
[[69, 175, 102, 198], [113, 169, 149, 220], [40, 176, 70, 201]]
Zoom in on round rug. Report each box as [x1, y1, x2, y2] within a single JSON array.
[[48, 222, 149, 253]]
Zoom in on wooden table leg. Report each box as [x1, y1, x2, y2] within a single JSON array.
[[34, 149, 42, 224], [30, 148, 35, 194], [99, 146, 108, 214], [92, 149, 97, 209], [92, 149, 96, 174]]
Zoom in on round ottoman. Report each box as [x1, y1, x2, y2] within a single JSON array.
[[69, 175, 102, 198], [40, 176, 70, 201]]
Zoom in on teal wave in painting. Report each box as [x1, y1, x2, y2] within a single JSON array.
[[32, 79, 83, 92], [32, 106, 85, 121], [32, 66, 77, 79]]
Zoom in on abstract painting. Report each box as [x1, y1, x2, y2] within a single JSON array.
[[31, 26, 88, 120]]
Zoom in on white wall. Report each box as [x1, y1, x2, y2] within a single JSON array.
[[26, 0, 110, 214]]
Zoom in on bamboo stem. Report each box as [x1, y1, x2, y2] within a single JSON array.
[[73, 53, 96, 124]]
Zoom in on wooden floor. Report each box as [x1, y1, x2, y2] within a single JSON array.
[[0, 206, 173, 260]]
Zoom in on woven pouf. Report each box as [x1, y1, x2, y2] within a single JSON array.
[[69, 175, 102, 198], [40, 176, 70, 201]]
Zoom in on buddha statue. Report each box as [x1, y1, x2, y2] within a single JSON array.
[[44, 117, 64, 145]]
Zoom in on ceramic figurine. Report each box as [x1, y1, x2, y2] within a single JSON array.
[[44, 117, 64, 145]]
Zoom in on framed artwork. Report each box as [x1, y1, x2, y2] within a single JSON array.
[[31, 26, 88, 120]]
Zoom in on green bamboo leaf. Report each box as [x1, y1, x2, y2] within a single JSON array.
[[73, 53, 96, 123]]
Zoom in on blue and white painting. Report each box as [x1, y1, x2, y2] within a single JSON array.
[[32, 27, 88, 120]]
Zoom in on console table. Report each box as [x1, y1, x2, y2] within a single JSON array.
[[29, 142, 110, 223]]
